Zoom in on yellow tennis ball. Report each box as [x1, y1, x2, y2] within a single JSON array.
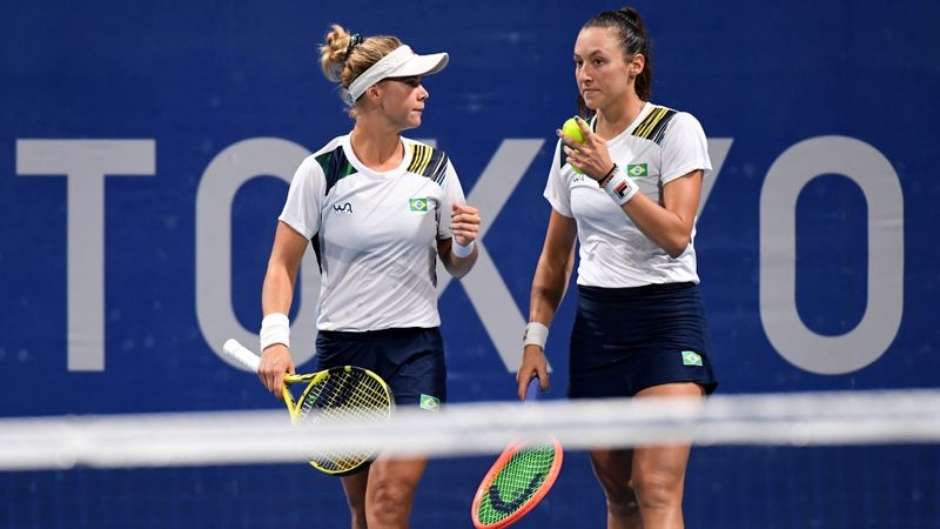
[[561, 117, 585, 173], [561, 117, 585, 144]]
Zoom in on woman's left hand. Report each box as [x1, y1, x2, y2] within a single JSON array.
[[451, 203, 481, 246], [558, 116, 614, 182]]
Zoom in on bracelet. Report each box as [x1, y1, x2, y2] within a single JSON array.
[[260, 312, 290, 351], [452, 239, 475, 258], [601, 164, 640, 206], [598, 164, 618, 187], [523, 322, 549, 349]]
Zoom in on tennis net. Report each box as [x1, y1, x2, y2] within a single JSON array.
[[2, 389, 938, 528]]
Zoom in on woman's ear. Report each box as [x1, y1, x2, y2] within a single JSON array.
[[630, 53, 646, 77], [365, 84, 383, 105]]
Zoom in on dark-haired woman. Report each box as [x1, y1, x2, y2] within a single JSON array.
[[257, 25, 480, 529], [517, 7, 717, 529]]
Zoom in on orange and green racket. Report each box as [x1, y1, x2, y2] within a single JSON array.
[[471, 378, 563, 529]]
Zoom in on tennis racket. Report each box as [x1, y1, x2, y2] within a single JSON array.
[[471, 377, 564, 529], [222, 338, 394, 475]]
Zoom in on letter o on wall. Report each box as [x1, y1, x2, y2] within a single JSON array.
[[760, 136, 904, 374]]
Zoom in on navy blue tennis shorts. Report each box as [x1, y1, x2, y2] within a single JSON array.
[[314, 327, 446, 410], [568, 282, 718, 398]]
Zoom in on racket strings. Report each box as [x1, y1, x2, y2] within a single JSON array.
[[298, 369, 392, 473], [476, 444, 558, 524]]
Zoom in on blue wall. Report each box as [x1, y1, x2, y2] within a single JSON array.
[[2, 1, 938, 528]]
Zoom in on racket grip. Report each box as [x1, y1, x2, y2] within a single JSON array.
[[222, 339, 262, 372], [525, 376, 541, 402]]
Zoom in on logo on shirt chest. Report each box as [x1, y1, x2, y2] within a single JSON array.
[[409, 197, 429, 213], [627, 163, 648, 177], [332, 202, 353, 214]]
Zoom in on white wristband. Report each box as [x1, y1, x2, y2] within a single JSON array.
[[260, 312, 290, 351], [452, 239, 475, 258], [523, 322, 549, 349], [602, 164, 640, 206]]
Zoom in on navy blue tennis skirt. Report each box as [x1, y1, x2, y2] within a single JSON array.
[[315, 327, 446, 409], [569, 282, 718, 398]]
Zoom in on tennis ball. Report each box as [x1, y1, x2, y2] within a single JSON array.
[[561, 117, 585, 144], [561, 117, 585, 174]]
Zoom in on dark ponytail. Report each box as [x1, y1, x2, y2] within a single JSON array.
[[577, 6, 653, 116]]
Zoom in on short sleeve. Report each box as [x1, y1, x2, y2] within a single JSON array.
[[543, 140, 573, 217], [660, 112, 713, 185], [278, 155, 325, 239], [437, 159, 467, 239]]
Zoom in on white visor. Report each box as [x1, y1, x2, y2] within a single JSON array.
[[343, 45, 449, 105]]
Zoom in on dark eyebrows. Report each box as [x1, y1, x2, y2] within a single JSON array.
[[573, 49, 606, 60]]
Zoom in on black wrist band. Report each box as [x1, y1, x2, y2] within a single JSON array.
[[599, 163, 618, 186]]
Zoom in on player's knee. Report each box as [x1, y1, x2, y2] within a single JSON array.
[[589, 453, 638, 517], [367, 480, 414, 524], [603, 486, 640, 518], [631, 471, 682, 512]]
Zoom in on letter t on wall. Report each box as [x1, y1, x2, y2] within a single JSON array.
[[16, 140, 156, 371]]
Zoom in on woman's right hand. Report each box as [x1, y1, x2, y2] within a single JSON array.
[[516, 345, 550, 400], [259, 344, 296, 399]]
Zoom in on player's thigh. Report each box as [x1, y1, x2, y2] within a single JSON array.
[[630, 382, 702, 490]]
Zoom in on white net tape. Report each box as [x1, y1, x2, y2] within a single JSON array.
[[3, 389, 939, 471]]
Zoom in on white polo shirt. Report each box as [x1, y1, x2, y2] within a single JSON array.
[[544, 102, 712, 287], [279, 135, 466, 331]]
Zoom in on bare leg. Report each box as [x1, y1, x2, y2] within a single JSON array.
[[365, 456, 428, 529], [340, 466, 370, 529], [631, 383, 703, 529], [590, 448, 643, 529]]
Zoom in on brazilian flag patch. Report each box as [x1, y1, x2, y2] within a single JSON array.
[[419, 394, 440, 411], [409, 197, 429, 213], [627, 163, 648, 177], [681, 350, 703, 366]]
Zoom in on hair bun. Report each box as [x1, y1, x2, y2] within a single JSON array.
[[617, 6, 645, 30], [320, 24, 352, 82]]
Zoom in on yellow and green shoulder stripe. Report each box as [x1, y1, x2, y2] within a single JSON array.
[[407, 143, 449, 186], [632, 106, 677, 145]]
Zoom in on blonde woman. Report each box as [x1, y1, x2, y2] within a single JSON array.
[[257, 25, 481, 529]]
